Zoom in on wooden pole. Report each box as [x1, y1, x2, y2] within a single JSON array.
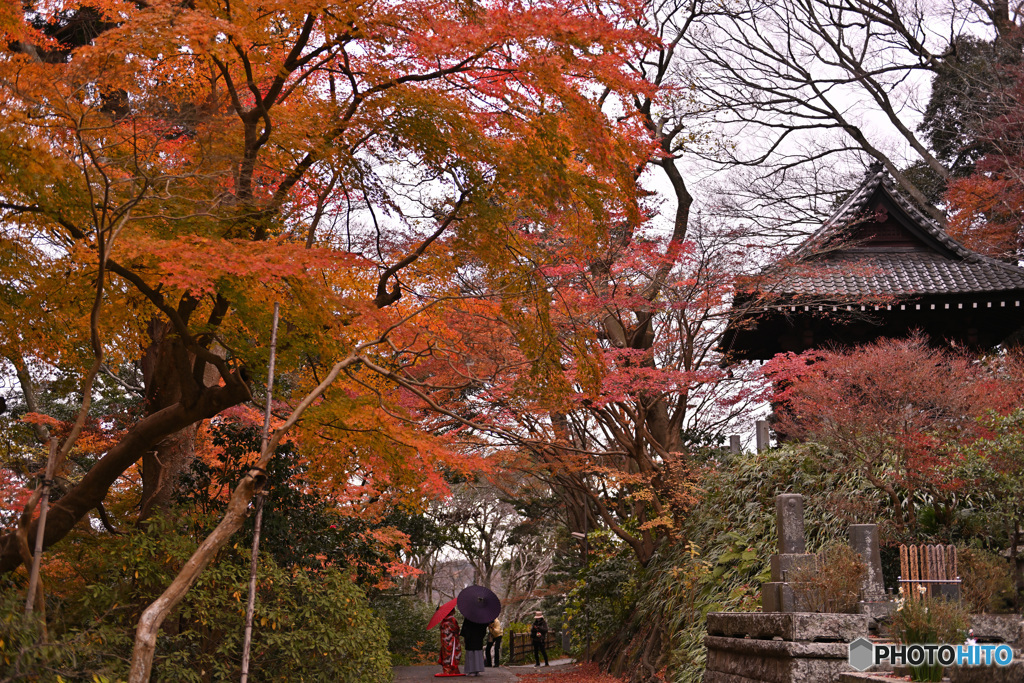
[[240, 303, 279, 683], [25, 438, 58, 614]]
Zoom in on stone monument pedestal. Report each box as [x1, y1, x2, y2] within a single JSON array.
[[703, 612, 868, 683]]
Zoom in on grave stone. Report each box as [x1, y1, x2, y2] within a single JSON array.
[[763, 493, 816, 613], [777, 494, 806, 554], [849, 525, 885, 601], [849, 524, 894, 626], [755, 419, 771, 452]]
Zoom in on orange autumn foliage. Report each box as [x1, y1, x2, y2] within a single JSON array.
[[945, 63, 1024, 258], [0, 0, 656, 574]]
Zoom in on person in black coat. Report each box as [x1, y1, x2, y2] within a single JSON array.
[[530, 612, 549, 666], [461, 618, 488, 676]]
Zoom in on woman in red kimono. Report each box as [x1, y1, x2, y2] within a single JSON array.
[[437, 612, 463, 677]]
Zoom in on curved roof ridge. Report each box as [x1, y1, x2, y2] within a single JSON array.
[[792, 166, 885, 257], [875, 176, 1024, 275], [876, 175, 972, 260]]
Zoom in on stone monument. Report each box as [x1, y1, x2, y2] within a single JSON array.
[[848, 524, 894, 627], [762, 494, 816, 612], [848, 525, 885, 601], [704, 492, 871, 683]]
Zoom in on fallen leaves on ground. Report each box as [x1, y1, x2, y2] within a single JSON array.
[[516, 663, 625, 683]]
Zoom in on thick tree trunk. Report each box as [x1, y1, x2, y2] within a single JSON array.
[[0, 377, 250, 574], [138, 321, 198, 520], [139, 424, 198, 521]]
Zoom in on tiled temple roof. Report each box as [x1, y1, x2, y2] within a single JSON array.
[[775, 166, 1024, 299], [784, 252, 1024, 297], [722, 166, 1024, 359]]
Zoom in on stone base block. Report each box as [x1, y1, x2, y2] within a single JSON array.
[[855, 602, 894, 618], [706, 612, 868, 642], [950, 656, 1023, 683], [761, 583, 785, 613], [704, 636, 853, 683], [855, 602, 896, 632], [705, 674, 779, 683], [839, 647, 1024, 683], [761, 582, 819, 613], [969, 614, 1024, 647]]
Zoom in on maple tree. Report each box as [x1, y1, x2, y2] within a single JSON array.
[[0, 0, 660, 677], [0, 0, 650, 560], [390, 221, 764, 569], [764, 335, 1024, 533], [348, 0, 773, 580]]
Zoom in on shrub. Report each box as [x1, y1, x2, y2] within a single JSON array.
[[564, 548, 640, 657], [0, 514, 393, 682], [371, 594, 437, 665], [0, 589, 130, 682], [789, 543, 867, 613], [959, 547, 1015, 613]]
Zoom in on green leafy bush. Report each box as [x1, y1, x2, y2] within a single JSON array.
[[564, 548, 639, 657], [1, 515, 392, 682], [371, 594, 438, 665], [0, 589, 130, 682]]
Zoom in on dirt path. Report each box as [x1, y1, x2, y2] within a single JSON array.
[[392, 658, 576, 682]]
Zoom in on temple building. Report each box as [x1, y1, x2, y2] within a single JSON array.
[[721, 165, 1024, 361]]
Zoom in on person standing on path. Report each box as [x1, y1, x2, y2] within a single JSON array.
[[485, 618, 503, 666], [438, 611, 463, 676], [461, 618, 488, 677], [530, 612, 549, 667]]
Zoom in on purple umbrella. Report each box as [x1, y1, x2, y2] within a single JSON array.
[[457, 585, 501, 624]]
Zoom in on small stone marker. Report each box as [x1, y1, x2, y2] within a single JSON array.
[[729, 434, 741, 454], [849, 524, 885, 602], [755, 419, 771, 452]]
